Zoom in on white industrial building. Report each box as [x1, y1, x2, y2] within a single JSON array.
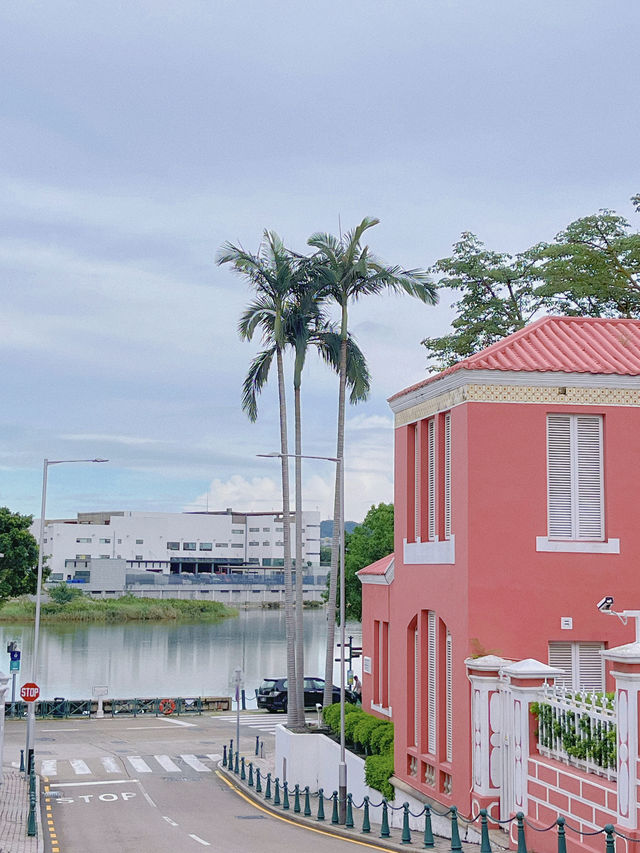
[[37, 508, 322, 583]]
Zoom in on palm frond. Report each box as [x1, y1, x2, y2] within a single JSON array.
[[241, 346, 276, 422]]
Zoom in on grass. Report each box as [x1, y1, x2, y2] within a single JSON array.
[[0, 594, 237, 623]]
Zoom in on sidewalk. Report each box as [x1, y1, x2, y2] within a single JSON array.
[[0, 766, 42, 853]]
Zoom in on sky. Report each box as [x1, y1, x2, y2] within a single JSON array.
[[2, 1, 639, 523]]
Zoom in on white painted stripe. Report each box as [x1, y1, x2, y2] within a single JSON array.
[[189, 834, 210, 846], [127, 756, 152, 773], [180, 754, 210, 772], [41, 760, 57, 776], [163, 816, 179, 826], [70, 759, 91, 775], [155, 755, 181, 772], [205, 754, 221, 763], [162, 718, 196, 728], [52, 779, 138, 787], [101, 757, 120, 774], [125, 726, 176, 730], [136, 779, 157, 809], [41, 728, 80, 732]]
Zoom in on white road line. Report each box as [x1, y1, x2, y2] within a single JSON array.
[[125, 726, 176, 730], [136, 779, 157, 809], [101, 757, 120, 773], [127, 756, 152, 773], [41, 728, 80, 732], [205, 754, 221, 763], [162, 718, 196, 727], [52, 779, 138, 787], [180, 754, 211, 772], [163, 816, 179, 826], [155, 755, 181, 772], [189, 834, 210, 846], [41, 760, 58, 776], [70, 759, 91, 775]]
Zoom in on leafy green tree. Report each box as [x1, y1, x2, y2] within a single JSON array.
[[308, 218, 436, 706], [0, 508, 40, 603], [344, 503, 394, 621], [48, 583, 85, 605], [422, 232, 540, 370]]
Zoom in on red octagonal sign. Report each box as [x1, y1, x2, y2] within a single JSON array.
[[20, 682, 40, 702]]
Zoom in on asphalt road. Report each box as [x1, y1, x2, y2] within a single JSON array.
[[4, 713, 381, 853]]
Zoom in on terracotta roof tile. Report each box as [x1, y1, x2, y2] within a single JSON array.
[[356, 553, 394, 576], [390, 316, 640, 402]]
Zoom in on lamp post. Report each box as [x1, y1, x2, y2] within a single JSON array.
[[258, 451, 347, 822], [25, 457, 108, 771]]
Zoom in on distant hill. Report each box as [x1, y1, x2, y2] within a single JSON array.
[[320, 519, 359, 538]]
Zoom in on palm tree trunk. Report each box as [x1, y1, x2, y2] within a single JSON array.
[[277, 346, 298, 726], [294, 382, 305, 726], [323, 330, 348, 707]]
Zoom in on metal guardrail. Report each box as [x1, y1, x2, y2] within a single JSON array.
[[4, 695, 226, 719]]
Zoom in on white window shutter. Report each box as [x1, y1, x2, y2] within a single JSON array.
[[428, 419, 436, 541], [414, 425, 421, 540], [414, 628, 419, 746], [547, 415, 573, 539], [444, 414, 452, 540], [446, 630, 453, 763], [577, 642, 605, 691], [549, 641, 573, 688], [576, 416, 604, 540], [427, 611, 437, 754]]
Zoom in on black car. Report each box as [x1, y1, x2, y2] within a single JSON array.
[[256, 677, 356, 713]]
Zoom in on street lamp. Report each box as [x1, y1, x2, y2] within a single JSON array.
[[258, 451, 347, 822], [25, 457, 108, 771]]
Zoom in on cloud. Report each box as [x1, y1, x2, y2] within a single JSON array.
[[60, 433, 169, 446]]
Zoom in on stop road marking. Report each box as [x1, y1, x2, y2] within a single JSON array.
[[55, 792, 137, 804]]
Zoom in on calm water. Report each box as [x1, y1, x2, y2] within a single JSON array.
[[0, 609, 362, 701]]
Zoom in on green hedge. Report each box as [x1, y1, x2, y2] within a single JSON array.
[[322, 703, 394, 798]]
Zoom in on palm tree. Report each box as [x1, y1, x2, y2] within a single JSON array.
[[217, 231, 302, 727], [286, 279, 370, 724], [307, 217, 438, 707]]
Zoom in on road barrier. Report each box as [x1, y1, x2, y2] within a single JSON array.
[[223, 739, 630, 852], [5, 695, 231, 719]]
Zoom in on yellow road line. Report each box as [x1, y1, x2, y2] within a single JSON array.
[[42, 776, 60, 851], [216, 771, 391, 851]]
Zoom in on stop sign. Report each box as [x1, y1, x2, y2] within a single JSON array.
[[20, 682, 40, 702]]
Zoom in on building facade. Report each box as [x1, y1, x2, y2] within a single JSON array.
[[359, 316, 640, 816], [37, 508, 321, 579]]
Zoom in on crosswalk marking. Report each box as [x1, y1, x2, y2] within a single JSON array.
[[101, 757, 120, 774], [41, 760, 58, 776], [205, 753, 222, 763], [155, 755, 181, 772], [127, 756, 152, 773], [180, 754, 210, 772], [69, 760, 91, 775]]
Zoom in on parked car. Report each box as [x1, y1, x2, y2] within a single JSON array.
[[256, 677, 356, 713]]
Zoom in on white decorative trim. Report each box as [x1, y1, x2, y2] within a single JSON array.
[[403, 535, 455, 565], [358, 557, 395, 585], [536, 536, 620, 554], [370, 702, 392, 717]]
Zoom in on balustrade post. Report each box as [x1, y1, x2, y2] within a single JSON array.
[[234, 750, 239, 774], [479, 809, 492, 853], [449, 806, 462, 852], [345, 793, 354, 828], [282, 781, 289, 810], [361, 796, 370, 833], [265, 772, 272, 800], [248, 761, 254, 787], [331, 790, 339, 824], [423, 805, 435, 847], [604, 825, 616, 853], [303, 786, 311, 817], [240, 756, 245, 780], [256, 767, 262, 794], [401, 802, 411, 844], [380, 800, 390, 838], [273, 777, 281, 806], [293, 783, 300, 813], [556, 816, 566, 853], [317, 788, 325, 821], [516, 812, 527, 853]]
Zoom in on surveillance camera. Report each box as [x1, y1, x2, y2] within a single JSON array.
[[597, 595, 614, 612]]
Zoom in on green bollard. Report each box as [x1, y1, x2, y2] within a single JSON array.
[[450, 806, 462, 852], [294, 784, 301, 813], [234, 750, 239, 774], [331, 790, 339, 824], [20, 749, 25, 773], [303, 786, 311, 817], [516, 812, 527, 853], [362, 796, 371, 833], [248, 762, 254, 787], [274, 777, 281, 806], [282, 781, 289, 810], [228, 742, 233, 770], [423, 805, 435, 847], [479, 809, 492, 853], [317, 788, 325, 821], [402, 802, 412, 844], [556, 816, 566, 853], [265, 772, 272, 800], [604, 825, 615, 853], [346, 793, 354, 828], [222, 745, 227, 768], [256, 768, 262, 794], [27, 791, 37, 837], [240, 756, 246, 780], [380, 800, 390, 838]]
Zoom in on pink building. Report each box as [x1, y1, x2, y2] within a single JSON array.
[[359, 316, 640, 837]]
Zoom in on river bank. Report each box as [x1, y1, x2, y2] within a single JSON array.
[[0, 594, 236, 623]]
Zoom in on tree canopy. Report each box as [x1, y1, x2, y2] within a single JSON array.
[[345, 503, 394, 621], [0, 507, 40, 603], [423, 195, 640, 370]]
